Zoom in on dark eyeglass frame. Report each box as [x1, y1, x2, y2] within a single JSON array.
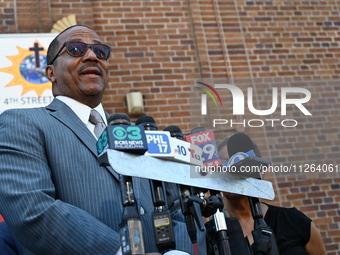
[[49, 41, 112, 65]]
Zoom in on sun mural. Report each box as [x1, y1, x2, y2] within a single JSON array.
[[0, 41, 51, 96]]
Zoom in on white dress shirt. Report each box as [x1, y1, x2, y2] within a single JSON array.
[[56, 96, 107, 139]]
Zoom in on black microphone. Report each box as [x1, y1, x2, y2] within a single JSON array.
[[135, 117, 176, 253], [187, 127, 231, 254], [135, 116, 157, 131], [119, 175, 146, 255], [224, 132, 271, 178], [108, 113, 131, 126], [164, 125, 206, 254], [96, 113, 148, 158], [136, 116, 175, 161], [106, 113, 146, 255], [226, 132, 254, 158], [163, 125, 184, 140], [190, 126, 206, 134], [227, 133, 279, 255]]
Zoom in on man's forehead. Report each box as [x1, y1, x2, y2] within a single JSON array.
[[59, 27, 102, 43]]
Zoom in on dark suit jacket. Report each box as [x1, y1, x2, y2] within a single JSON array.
[[0, 99, 200, 255]]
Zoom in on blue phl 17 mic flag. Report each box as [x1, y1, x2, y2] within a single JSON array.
[[144, 130, 173, 156], [136, 115, 174, 159], [97, 113, 148, 159]]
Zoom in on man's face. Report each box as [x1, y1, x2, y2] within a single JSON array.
[[46, 26, 109, 107]]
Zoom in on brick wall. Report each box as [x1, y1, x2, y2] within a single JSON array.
[[1, 0, 339, 253]]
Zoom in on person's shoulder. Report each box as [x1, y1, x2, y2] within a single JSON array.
[[0, 107, 51, 131], [1, 107, 48, 120], [1, 106, 46, 115], [266, 203, 302, 214], [265, 203, 311, 223]]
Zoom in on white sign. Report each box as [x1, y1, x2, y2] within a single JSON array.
[[0, 33, 58, 113]]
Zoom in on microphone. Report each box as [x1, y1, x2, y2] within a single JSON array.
[[108, 113, 131, 126], [135, 116, 177, 253], [166, 126, 228, 255], [96, 113, 148, 163], [163, 126, 203, 166], [136, 116, 173, 159], [227, 133, 279, 255], [165, 126, 223, 218], [249, 197, 279, 255], [137, 117, 203, 166], [119, 175, 146, 255], [135, 115, 157, 130], [163, 126, 184, 140], [164, 125, 202, 250], [186, 127, 221, 167], [226, 132, 254, 157], [101, 113, 146, 255], [225, 132, 271, 179]]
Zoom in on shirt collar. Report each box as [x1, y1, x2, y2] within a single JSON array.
[[56, 96, 107, 125]]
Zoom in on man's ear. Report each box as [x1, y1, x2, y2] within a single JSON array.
[[45, 65, 56, 83]]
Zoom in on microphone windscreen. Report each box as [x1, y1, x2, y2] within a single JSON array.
[[163, 125, 184, 140], [135, 116, 157, 130], [108, 113, 131, 126], [190, 127, 206, 134], [227, 132, 254, 157]]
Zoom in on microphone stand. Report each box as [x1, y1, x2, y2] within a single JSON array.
[[163, 125, 232, 254], [119, 175, 145, 255], [179, 185, 203, 255], [150, 179, 176, 253], [249, 197, 279, 255], [136, 119, 178, 253], [205, 190, 232, 255]]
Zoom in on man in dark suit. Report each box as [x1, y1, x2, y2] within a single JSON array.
[[0, 25, 200, 255]]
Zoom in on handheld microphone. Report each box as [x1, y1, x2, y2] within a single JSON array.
[[136, 116, 174, 159], [163, 126, 184, 140], [248, 196, 279, 255], [135, 116, 157, 130], [137, 117, 203, 166], [150, 179, 176, 252], [186, 127, 221, 167], [227, 133, 279, 255], [97, 113, 148, 162], [104, 114, 146, 255], [135, 116, 176, 253], [108, 113, 131, 126], [225, 132, 271, 179], [163, 126, 203, 166], [164, 126, 202, 249], [119, 175, 146, 255]]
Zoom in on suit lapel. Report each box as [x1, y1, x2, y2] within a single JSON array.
[[46, 98, 119, 180]]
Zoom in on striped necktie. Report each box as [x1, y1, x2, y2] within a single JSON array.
[[89, 109, 106, 139]]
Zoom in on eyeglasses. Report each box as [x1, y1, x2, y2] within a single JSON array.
[[49, 41, 112, 65]]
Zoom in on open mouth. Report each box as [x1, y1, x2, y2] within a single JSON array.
[[80, 67, 102, 78]]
